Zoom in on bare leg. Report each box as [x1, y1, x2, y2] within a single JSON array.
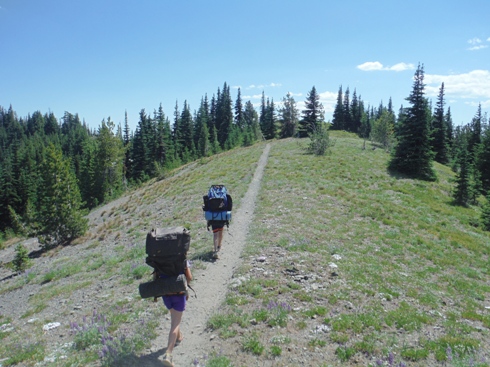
[[213, 231, 219, 252], [218, 229, 224, 250], [166, 308, 183, 355], [213, 229, 224, 252]]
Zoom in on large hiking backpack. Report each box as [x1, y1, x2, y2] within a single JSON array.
[[139, 227, 191, 299], [203, 185, 232, 222]]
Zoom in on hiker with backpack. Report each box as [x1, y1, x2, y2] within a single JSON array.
[[157, 256, 192, 367], [202, 185, 233, 259], [138, 227, 193, 367]]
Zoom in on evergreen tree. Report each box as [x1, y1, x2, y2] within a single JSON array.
[[36, 143, 87, 248], [216, 83, 233, 148], [278, 92, 299, 138], [371, 110, 395, 150], [179, 101, 195, 162], [259, 91, 266, 134], [332, 86, 344, 130], [234, 88, 245, 130], [94, 117, 125, 203], [468, 104, 482, 163], [342, 87, 352, 131], [197, 120, 211, 157], [261, 98, 276, 140], [445, 107, 454, 151], [299, 86, 324, 138], [481, 194, 490, 231], [453, 147, 473, 206], [389, 64, 436, 181], [431, 83, 450, 164], [154, 105, 173, 167], [350, 89, 361, 134], [359, 104, 371, 141], [477, 125, 490, 194], [243, 100, 261, 144], [131, 109, 153, 180]]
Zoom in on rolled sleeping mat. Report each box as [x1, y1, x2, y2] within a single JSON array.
[[138, 274, 187, 299], [204, 210, 232, 221]]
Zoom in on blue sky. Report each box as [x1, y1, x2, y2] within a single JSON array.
[[1, 0, 489, 133]]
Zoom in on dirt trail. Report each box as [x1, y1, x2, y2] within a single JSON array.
[[140, 143, 271, 366]]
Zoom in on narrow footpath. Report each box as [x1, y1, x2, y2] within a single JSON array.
[[140, 143, 271, 367]]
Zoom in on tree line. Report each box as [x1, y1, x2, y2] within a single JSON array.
[[1, 73, 489, 247], [329, 64, 490, 225], [0, 82, 326, 247]]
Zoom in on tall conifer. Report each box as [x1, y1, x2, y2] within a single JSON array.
[[389, 64, 436, 181], [299, 86, 324, 137]]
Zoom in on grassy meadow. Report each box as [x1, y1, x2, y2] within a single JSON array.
[[205, 132, 490, 366], [0, 132, 489, 366]]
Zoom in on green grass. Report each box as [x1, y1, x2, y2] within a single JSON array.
[[2, 135, 490, 366], [204, 134, 490, 366]]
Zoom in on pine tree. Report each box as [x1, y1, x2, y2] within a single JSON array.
[[36, 143, 88, 248], [243, 100, 261, 144], [179, 101, 196, 162], [342, 87, 352, 132], [278, 92, 299, 138], [468, 104, 482, 163], [371, 110, 395, 150], [216, 83, 233, 148], [453, 147, 473, 206], [431, 83, 450, 164], [389, 64, 436, 181], [261, 98, 276, 140], [350, 89, 361, 134], [94, 117, 125, 202], [299, 86, 324, 138], [234, 88, 244, 130], [332, 86, 344, 130], [477, 125, 490, 194], [481, 194, 490, 231]]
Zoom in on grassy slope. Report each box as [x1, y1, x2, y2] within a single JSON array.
[[1, 133, 489, 366], [209, 133, 490, 366]]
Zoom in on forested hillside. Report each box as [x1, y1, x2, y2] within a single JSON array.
[[1, 69, 490, 249]]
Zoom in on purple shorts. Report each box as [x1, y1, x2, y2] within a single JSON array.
[[162, 294, 186, 312]]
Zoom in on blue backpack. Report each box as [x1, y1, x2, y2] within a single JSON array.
[[205, 185, 230, 211], [203, 185, 233, 222]]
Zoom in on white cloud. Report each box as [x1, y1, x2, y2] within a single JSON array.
[[488, 37, 490, 42], [357, 61, 384, 71], [468, 37, 482, 45], [468, 45, 488, 51], [389, 62, 415, 71], [425, 70, 490, 100], [246, 83, 282, 90], [467, 37, 488, 50], [357, 61, 414, 72], [467, 100, 490, 108]]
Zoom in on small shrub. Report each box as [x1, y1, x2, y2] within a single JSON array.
[[3, 342, 45, 366], [335, 345, 356, 362], [269, 345, 282, 357], [242, 332, 264, 355], [307, 123, 334, 156], [12, 244, 31, 273]]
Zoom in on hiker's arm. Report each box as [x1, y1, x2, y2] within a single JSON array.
[[185, 267, 193, 282]]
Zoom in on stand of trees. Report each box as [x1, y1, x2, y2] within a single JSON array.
[[0, 82, 327, 242], [2, 77, 489, 243], [330, 64, 490, 212]]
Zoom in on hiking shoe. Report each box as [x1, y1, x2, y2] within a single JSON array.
[[212, 251, 219, 259], [161, 352, 174, 367]]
